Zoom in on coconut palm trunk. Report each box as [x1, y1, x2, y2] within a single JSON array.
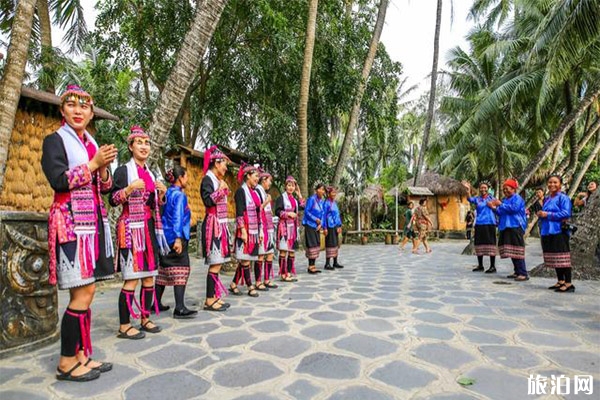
[[413, 0, 442, 185], [37, 0, 55, 93], [0, 0, 38, 193], [570, 191, 600, 278], [518, 86, 600, 189], [147, 0, 229, 163], [568, 140, 600, 198], [332, 0, 389, 187], [298, 0, 319, 198]]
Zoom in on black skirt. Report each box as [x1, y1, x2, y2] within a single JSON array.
[[325, 229, 339, 248], [158, 240, 190, 286], [541, 233, 571, 268], [474, 224, 497, 256], [498, 227, 525, 259], [305, 225, 321, 260], [305, 226, 321, 248], [159, 239, 190, 267]]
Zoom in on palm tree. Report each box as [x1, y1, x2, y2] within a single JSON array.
[[1, 0, 90, 92], [298, 0, 319, 198], [148, 0, 229, 166], [413, 0, 443, 185], [0, 0, 37, 193], [332, 0, 389, 188]]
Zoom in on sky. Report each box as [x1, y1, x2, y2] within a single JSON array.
[[49, 0, 475, 99], [380, 0, 474, 98]]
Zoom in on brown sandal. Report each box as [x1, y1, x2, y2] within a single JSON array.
[[248, 286, 259, 297]]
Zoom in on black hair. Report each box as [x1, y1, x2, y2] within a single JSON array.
[[419, 198, 427, 205], [244, 168, 259, 182], [314, 183, 326, 191], [547, 174, 563, 184], [259, 175, 271, 184], [166, 165, 186, 184], [535, 187, 545, 192]]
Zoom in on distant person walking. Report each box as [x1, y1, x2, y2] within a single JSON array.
[[399, 202, 416, 251], [413, 198, 433, 254]]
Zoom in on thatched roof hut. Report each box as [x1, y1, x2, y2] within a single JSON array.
[[338, 183, 386, 230], [407, 171, 469, 196], [402, 172, 470, 232], [0, 86, 118, 213]]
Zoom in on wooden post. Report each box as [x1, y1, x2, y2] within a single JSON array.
[[181, 152, 188, 168], [395, 187, 398, 233]]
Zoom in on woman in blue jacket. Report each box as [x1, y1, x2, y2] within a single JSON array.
[[488, 178, 528, 281], [155, 165, 197, 318], [303, 183, 326, 274], [323, 186, 344, 270], [463, 180, 498, 273], [537, 175, 575, 292]]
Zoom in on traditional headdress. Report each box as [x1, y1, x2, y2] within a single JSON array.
[[258, 167, 272, 180], [326, 185, 337, 195], [237, 162, 258, 183], [60, 84, 94, 108], [478, 180, 492, 188], [165, 169, 176, 184], [285, 176, 297, 185], [203, 145, 229, 174], [503, 178, 519, 190], [127, 125, 149, 143]]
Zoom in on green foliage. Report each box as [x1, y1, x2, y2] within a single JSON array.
[[379, 162, 407, 191], [91, 0, 403, 189], [430, 0, 600, 191], [1, 0, 89, 53]]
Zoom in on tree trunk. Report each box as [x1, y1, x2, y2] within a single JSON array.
[[557, 117, 600, 177], [332, 0, 389, 187], [565, 82, 578, 170], [37, 0, 55, 93], [495, 125, 504, 190], [567, 140, 600, 198], [298, 0, 319, 198], [139, 53, 152, 102], [0, 0, 38, 194], [413, 0, 442, 185], [345, 0, 353, 17], [570, 191, 600, 278], [148, 0, 229, 166], [518, 85, 600, 189]]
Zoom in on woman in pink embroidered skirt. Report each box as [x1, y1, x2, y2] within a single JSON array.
[[200, 146, 232, 311], [41, 85, 118, 382], [274, 176, 305, 282], [110, 126, 169, 339], [255, 168, 278, 290], [229, 163, 262, 297]]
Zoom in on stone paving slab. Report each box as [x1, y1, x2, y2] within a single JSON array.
[[1, 240, 599, 399]]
